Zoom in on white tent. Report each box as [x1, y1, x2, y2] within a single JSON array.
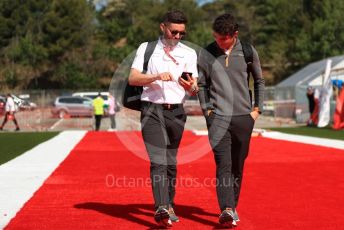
[[274, 55, 344, 123]]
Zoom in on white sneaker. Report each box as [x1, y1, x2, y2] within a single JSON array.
[[233, 210, 240, 222]]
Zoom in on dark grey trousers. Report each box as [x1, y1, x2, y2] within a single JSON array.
[[206, 113, 255, 211], [141, 103, 186, 209]]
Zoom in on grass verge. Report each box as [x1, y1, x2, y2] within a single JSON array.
[[268, 126, 344, 141], [0, 132, 59, 165]]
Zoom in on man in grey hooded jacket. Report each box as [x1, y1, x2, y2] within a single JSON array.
[[197, 13, 265, 228]]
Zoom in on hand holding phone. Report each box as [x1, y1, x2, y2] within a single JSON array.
[[181, 72, 193, 81], [179, 72, 196, 93]]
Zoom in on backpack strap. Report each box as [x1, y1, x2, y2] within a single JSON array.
[[122, 40, 158, 111], [143, 40, 158, 73], [241, 41, 253, 64], [240, 41, 253, 74], [240, 41, 254, 104]]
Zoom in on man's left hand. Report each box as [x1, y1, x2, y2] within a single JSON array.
[[178, 73, 194, 91], [250, 110, 260, 121]]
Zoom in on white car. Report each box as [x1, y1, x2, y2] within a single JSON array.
[[72, 92, 109, 107]]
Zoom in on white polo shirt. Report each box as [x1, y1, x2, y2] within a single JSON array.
[[131, 38, 198, 104]]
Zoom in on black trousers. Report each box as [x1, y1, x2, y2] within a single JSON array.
[[141, 102, 186, 209], [94, 115, 102, 131], [206, 113, 255, 211], [1, 112, 19, 128]]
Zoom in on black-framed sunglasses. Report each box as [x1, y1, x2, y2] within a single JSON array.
[[166, 27, 186, 37]]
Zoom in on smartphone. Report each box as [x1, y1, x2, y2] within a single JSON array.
[[181, 72, 193, 81]]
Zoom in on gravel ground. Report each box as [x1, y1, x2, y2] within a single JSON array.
[[0, 108, 303, 132]]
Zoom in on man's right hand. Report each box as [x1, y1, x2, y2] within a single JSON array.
[[156, 72, 173, 81], [129, 69, 173, 86]]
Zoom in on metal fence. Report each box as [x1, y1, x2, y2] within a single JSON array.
[[4, 85, 334, 131]]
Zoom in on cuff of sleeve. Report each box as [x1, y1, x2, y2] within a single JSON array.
[[253, 107, 262, 114], [189, 85, 199, 94]]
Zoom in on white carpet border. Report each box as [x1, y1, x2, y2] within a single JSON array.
[[261, 131, 344, 150], [0, 131, 86, 229], [193, 130, 344, 150]]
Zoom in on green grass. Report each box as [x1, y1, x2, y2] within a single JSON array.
[[0, 132, 59, 165], [268, 126, 344, 141]]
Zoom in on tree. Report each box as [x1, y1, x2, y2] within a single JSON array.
[[0, 0, 100, 89], [303, 0, 344, 61], [2, 0, 344, 89]]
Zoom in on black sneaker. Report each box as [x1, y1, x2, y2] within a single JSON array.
[[168, 205, 179, 222], [15, 127, 20, 131], [154, 206, 172, 227], [219, 208, 236, 228]]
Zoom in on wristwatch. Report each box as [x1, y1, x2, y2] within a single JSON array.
[[190, 85, 199, 94]]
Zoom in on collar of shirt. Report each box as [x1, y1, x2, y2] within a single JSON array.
[[158, 37, 182, 49], [223, 38, 239, 55], [156, 38, 186, 65]]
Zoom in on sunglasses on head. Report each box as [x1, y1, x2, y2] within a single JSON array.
[[166, 27, 186, 36]]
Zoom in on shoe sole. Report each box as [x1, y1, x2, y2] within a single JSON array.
[[154, 209, 171, 227]]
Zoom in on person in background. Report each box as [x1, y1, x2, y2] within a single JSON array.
[[197, 13, 264, 228], [92, 93, 104, 131], [0, 94, 20, 131], [307, 86, 320, 126], [108, 93, 117, 131], [306, 86, 315, 115]]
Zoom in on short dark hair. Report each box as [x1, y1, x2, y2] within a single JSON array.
[[213, 13, 238, 36], [162, 10, 188, 24]]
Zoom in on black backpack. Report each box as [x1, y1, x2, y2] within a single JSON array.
[[122, 41, 158, 111], [240, 41, 253, 75]]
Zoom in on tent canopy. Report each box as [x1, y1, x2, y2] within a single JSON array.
[[276, 55, 344, 88]]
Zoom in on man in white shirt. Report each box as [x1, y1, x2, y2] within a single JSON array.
[[0, 94, 20, 131], [129, 10, 198, 227]]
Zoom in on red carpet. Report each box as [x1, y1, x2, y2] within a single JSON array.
[[5, 131, 344, 229]]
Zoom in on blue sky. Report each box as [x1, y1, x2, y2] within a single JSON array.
[[197, 0, 214, 6], [94, 0, 215, 10]]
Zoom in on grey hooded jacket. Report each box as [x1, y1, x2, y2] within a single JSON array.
[[197, 39, 265, 116]]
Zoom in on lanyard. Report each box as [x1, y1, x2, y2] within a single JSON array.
[[224, 38, 237, 67], [163, 46, 179, 65]]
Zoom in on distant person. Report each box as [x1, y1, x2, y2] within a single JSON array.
[[92, 93, 104, 131], [0, 94, 20, 131], [333, 86, 344, 130], [306, 86, 315, 115], [108, 94, 117, 131], [307, 86, 319, 126]]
